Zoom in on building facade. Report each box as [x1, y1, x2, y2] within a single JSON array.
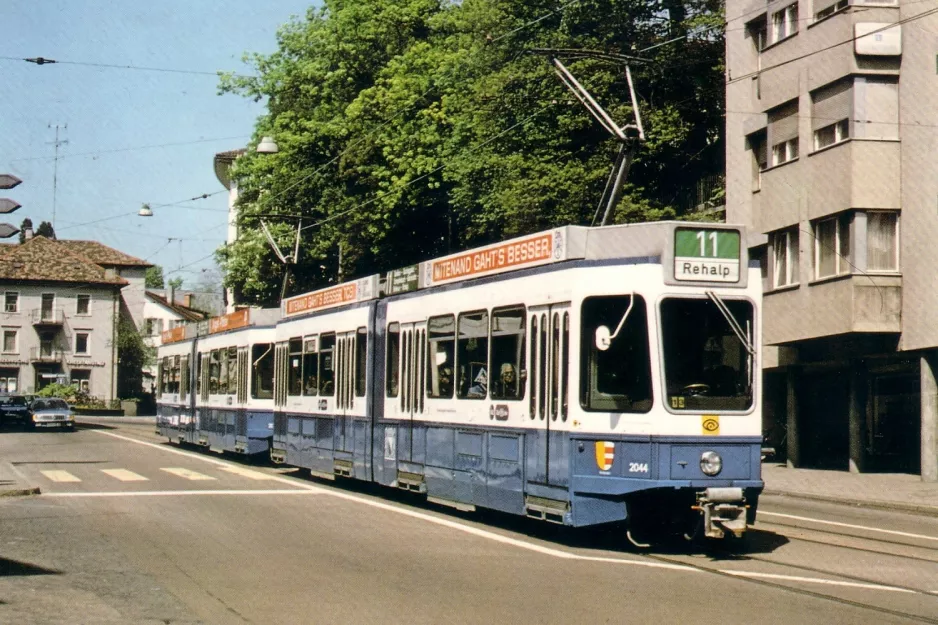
[[726, 0, 938, 478], [140, 290, 209, 391]]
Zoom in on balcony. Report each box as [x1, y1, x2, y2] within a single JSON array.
[[30, 346, 64, 363], [31, 308, 64, 326]]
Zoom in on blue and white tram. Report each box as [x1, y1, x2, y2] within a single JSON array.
[[371, 222, 762, 540], [192, 308, 279, 455], [155, 326, 196, 440], [269, 277, 378, 479]]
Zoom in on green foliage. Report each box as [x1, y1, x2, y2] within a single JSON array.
[[219, 0, 727, 305], [168, 277, 184, 290], [116, 315, 153, 398], [36, 221, 56, 239], [145, 265, 165, 289]]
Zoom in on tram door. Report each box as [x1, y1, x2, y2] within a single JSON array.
[[334, 330, 358, 454], [398, 322, 427, 463], [529, 303, 571, 488]]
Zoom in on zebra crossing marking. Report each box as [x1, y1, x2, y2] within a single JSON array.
[[220, 466, 276, 481], [40, 470, 81, 483], [101, 469, 149, 482], [160, 468, 217, 481]]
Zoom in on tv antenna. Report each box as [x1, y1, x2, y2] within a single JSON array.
[[551, 58, 645, 226]]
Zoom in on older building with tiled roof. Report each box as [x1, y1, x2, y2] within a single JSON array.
[[0, 235, 152, 401]]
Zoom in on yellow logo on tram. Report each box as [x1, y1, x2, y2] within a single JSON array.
[[595, 441, 615, 471], [701, 415, 720, 435]]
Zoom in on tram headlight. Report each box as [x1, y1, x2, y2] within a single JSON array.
[[700, 451, 723, 476]]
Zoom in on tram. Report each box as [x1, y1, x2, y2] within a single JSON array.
[[157, 221, 763, 541]]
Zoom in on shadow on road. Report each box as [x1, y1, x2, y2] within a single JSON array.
[[0, 557, 61, 577]]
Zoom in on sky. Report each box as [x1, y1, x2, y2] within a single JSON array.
[[0, 1, 317, 290]]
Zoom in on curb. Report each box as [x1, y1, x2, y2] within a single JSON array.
[[763, 489, 938, 518]]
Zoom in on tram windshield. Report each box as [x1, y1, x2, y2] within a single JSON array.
[[660, 297, 753, 411]]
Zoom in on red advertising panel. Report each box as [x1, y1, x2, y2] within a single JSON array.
[[284, 283, 358, 317], [209, 308, 250, 334], [428, 231, 557, 286], [160, 325, 186, 344]]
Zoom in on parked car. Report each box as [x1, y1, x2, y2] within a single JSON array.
[[27, 398, 75, 431], [0, 394, 32, 427]]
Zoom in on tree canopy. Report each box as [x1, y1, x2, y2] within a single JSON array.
[[145, 266, 165, 289], [219, 0, 725, 306]]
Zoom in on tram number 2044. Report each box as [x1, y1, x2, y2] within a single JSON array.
[[628, 462, 649, 474]]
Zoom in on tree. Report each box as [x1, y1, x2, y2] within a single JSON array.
[[219, 0, 726, 305], [36, 221, 56, 239], [145, 265, 165, 289], [116, 315, 153, 399], [18, 218, 32, 244]]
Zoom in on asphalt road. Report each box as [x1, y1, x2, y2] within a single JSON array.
[[1, 420, 936, 624]]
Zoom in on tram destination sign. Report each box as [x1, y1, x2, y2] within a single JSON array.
[[673, 227, 741, 283], [386, 265, 419, 295]]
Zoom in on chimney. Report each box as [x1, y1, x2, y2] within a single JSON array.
[[23, 227, 33, 240], [169, 284, 175, 307], [184, 293, 193, 308]]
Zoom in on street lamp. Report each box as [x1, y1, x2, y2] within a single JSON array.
[[138, 203, 153, 217], [256, 136, 279, 154]]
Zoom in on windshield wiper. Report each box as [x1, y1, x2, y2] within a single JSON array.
[[705, 291, 755, 356]]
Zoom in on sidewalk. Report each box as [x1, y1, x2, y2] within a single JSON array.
[[0, 461, 40, 497], [761, 462, 938, 517]]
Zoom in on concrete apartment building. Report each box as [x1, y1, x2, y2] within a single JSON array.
[[0, 235, 152, 401], [726, 0, 938, 478]]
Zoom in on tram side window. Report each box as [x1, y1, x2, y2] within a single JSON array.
[[195, 354, 202, 396], [356, 327, 367, 397], [159, 357, 169, 395], [301, 336, 318, 396], [580, 295, 653, 412], [172, 355, 181, 394], [386, 323, 400, 397], [226, 347, 238, 395], [491, 307, 525, 400], [457, 311, 489, 399], [287, 338, 303, 396], [427, 315, 455, 398], [251, 343, 274, 399], [319, 333, 336, 396], [209, 349, 222, 394]]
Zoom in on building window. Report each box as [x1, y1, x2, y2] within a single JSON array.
[[768, 100, 799, 167], [855, 76, 898, 140], [814, 119, 849, 150], [747, 17, 767, 53], [772, 228, 800, 287], [815, 0, 847, 21], [814, 213, 852, 279], [867, 211, 899, 272], [75, 332, 89, 355], [771, 3, 798, 44], [0, 368, 17, 393], [40, 294, 55, 322], [4, 292, 18, 313], [748, 130, 767, 191], [71, 369, 91, 393], [772, 139, 798, 166], [2, 329, 16, 353], [76, 294, 90, 315], [144, 318, 163, 337]]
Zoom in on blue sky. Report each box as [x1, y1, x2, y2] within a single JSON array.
[[0, 1, 316, 289]]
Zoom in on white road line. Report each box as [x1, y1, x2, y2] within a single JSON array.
[[760, 511, 938, 542], [101, 469, 148, 482], [221, 466, 276, 481], [43, 490, 322, 498], [40, 470, 81, 483], [721, 570, 916, 594], [161, 468, 216, 481]]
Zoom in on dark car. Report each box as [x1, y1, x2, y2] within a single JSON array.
[[0, 394, 32, 427], [27, 398, 75, 431]]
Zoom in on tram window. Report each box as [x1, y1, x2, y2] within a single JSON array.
[[580, 295, 653, 413], [156, 358, 164, 397], [319, 333, 336, 396], [210, 349, 222, 394], [457, 311, 489, 399], [387, 323, 400, 397], [529, 316, 537, 419], [551, 313, 560, 421], [181, 356, 189, 396], [195, 354, 202, 396], [287, 337, 303, 396], [356, 327, 367, 397], [491, 307, 525, 401], [251, 343, 274, 399], [227, 347, 238, 395], [561, 312, 570, 420], [660, 297, 754, 411], [427, 315, 455, 398], [303, 336, 318, 396], [538, 315, 547, 418]]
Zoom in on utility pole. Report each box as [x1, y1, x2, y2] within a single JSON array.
[[47, 124, 68, 229]]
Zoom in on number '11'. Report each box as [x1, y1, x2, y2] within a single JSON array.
[[696, 231, 718, 257]]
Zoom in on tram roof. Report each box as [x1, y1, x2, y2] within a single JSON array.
[[280, 221, 748, 319]]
